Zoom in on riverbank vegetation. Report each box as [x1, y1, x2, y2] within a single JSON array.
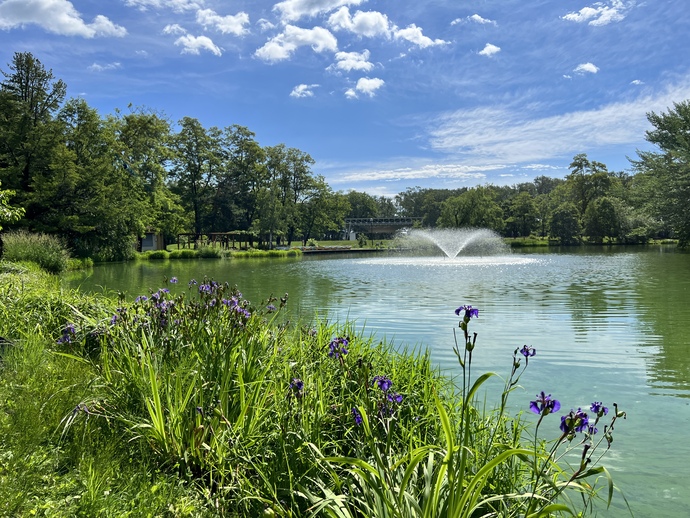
[[1, 52, 690, 264], [0, 260, 627, 516]]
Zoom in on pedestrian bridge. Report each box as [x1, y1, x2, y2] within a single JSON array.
[[344, 217, 421, 235]]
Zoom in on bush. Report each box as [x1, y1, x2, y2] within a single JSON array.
[[197, 246, 221, 258], [145, 250, 170, 260], [168, 249, 198, 259], [2, 231, 70, 274]]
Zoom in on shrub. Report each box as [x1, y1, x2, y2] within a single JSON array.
[[146, 250, 169, 260], [2, 231, 70, 274], [169, 249, 198, 259], [197, 246, 221, 258]]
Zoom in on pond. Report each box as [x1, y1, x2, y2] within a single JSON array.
[[64, 245, 690, 516]]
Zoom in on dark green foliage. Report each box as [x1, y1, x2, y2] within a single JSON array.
[[549, 202, 581, 245], [633, 101, 690, 247]]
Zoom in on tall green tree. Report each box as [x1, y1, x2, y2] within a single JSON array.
[[110, 107, 185, 241], [219, 125, 266, 231], [632, 100, 690, 247], [30, 98, 146, 259], [549, 202, 581, 245], [0, 52, 65, 209], [170, 117, 222, 236], [567, 154, 611, 216], [583, 196, 619, 243], [438, 186, 504, 232]]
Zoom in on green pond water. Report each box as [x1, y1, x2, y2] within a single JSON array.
[[64, 245, 690, 516]]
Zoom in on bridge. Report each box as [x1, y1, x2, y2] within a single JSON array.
[[344, 217, 422, 235]]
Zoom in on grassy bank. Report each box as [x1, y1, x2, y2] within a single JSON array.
[[0, 261, 626, 516]]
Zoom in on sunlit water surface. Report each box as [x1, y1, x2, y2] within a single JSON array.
[[64, 246, 690, 517]]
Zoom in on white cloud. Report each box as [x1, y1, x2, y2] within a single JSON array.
[[340, 163, 493, 183], [451, 14, 497, 26], [329, 49, 374, 72], [255, 25, 338, 62], [196, 8, 249, 36], [174, 34, 222, 55], [125, 0, 201, 12], [394, 24, 447, 48], [562, 0, 635, 26], [88, 62, 122, 72], [469, 14, 497, 25], [426, 77, 690, 165], [290, 83, 319, 97], [0, 0, 126, 37], [574, 62, 599, 74], [346, 76, 384, 98], [328, 7, 393, 38], [163, 23, 186, 35], [479, 43, 500, 57], [257, 18, 275, 31], [273, 0, 366, 22], [631, 79, 643, 85]]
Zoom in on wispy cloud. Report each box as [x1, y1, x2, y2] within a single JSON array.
[[337, 162, 494, 183], [426, 76, 690, 165], [345, 76, 384, 98], [125, 0, 201, 13], [562, 0, 636, 26], [0, 0, 126, 38], [174, 34, 222, 56], [255, 25, 338, 62], [196, 9, 250, 36], [479, 43, 501, 57], [163, 23, 186, 35], [290, 83, 319, 97], [88, 62, 122, 72]]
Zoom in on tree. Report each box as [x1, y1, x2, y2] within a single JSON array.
[[583, 197, 619, 243], [506, 191, 537, 237], [110, 106, 185, 242], [170, 117, 222, 236], [632, 100, 690, 247], [549, 202, 581, 245], [567, 154, 611, 217], [29, 98, 147, 259], [438, 187, 505, 232], [346, 190, 378, 219], [0, 52, 66, 201]]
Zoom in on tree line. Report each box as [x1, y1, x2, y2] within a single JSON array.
[[1, 51, 689, 260]]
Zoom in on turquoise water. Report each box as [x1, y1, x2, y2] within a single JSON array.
[[64, 246, 690, 516]]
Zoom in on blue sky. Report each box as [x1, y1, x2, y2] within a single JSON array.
[[1, 0, 689, 196]]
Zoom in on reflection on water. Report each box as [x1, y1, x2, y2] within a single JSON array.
[[64, 246, 690, 516]]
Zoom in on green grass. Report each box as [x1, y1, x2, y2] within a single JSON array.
[[2, 230, 71, 273]]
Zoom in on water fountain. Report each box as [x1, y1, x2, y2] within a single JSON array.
[[405, 228, 510, 258]]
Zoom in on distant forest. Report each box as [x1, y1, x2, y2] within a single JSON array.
[[2, 51, 689, 260]]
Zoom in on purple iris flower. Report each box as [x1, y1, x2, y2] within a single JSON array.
[[455, 305, 479, 319], [328, 337, 349, 359], [560, 408, 589, 434], [352, 407, 363, 426], [169, 277, 178, 284], [529, 391, 561, 416], [590, 402, 608, 417], [372, 375, 393, 392], [520, 345, 536, 357], [387, 392, 403, 404], [289, 378, 304, 398]]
